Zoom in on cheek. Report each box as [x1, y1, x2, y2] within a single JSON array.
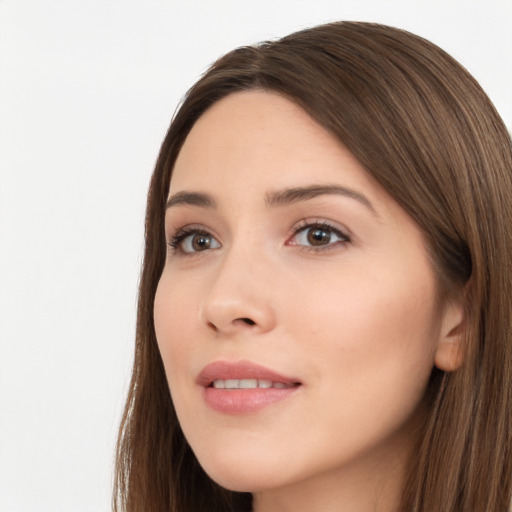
[[275, 273, 439, 471], [289, 263, 440, 414], [289, 261, 438, 349], [153, 274, 198, 376]]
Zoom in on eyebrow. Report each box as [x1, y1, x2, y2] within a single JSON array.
[[166, 191, 216, 209], [166, 184, 377, 216], [265, 185, 378, 216]]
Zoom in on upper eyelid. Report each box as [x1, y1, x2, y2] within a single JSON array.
[[165, 218, 353, 248], [167, 224, 219, 246], [167, 227, 222, 256], [166, 223, 217, 239], [290, 218, 352, 238]]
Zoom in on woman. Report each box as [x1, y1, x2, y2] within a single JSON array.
[[114, 22, 512, 512]]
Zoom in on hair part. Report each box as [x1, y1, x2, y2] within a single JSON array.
[[114, 21, 512, 512]]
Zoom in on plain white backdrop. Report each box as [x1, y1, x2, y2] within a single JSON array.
[[0, 1, 510, 511]]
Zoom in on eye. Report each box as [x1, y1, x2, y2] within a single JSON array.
[[289, 221, 350, 250], [168, 228, 221, 254]]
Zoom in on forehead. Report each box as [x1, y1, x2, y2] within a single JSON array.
[[170, 90, 382, 201]]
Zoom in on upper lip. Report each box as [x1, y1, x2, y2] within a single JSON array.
[[197, 360, 301, 387]]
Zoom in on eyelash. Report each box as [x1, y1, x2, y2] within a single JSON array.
[[167, 226, 214, 253], [167, 220, 351, 255], [289, 219, 351, 252]]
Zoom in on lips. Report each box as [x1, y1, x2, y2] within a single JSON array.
[[197, 360, 301, 414], [198, 360, 300, 387]]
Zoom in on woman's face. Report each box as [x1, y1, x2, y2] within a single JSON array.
[[154, 91, 461, 502]]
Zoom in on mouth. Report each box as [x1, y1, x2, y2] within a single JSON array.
[[197, 360, 302, 414], [210, 379, 297, 389], [198, 359, 301, 388]]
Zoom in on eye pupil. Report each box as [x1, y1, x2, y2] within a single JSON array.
[[307, 228, 331, 246], [192, 234, 211, 251]]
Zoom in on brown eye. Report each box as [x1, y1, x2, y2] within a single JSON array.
[[290, 222, 350, 250], [190, 234, 213, 251], [170, 229, 221, 254], [307, 228, 332, 246]]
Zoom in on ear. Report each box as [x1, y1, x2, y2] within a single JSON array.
[[434, 299, 465, 372]]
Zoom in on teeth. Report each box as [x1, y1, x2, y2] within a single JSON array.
[[225, 379, 239, 389], [239, 379, 258, 389], [211, 379, 293, 389]]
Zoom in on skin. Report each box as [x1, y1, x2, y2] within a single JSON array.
[[154, 91, 463, 512]]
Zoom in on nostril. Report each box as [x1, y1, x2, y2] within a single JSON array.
[[207, 321, 218, 331], [206, 317, 257, 331]]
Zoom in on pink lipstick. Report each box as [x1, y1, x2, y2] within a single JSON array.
[[197, 360, 301, 414]]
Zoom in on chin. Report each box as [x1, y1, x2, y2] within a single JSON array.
[[194, 449, 285, 493], [203, 467, 269, 493]]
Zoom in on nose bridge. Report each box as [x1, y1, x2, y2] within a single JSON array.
[[201, 234, 276, 334]]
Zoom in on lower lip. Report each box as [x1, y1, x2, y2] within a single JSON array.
[[203, 386, 299, 414]]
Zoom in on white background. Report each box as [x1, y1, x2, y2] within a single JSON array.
[[0, 1, 510, 511]]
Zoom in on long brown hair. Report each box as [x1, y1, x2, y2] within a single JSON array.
[[114, 22, 512, 512]]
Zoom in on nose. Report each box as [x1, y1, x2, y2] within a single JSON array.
[[200, 246, 276, 335]]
